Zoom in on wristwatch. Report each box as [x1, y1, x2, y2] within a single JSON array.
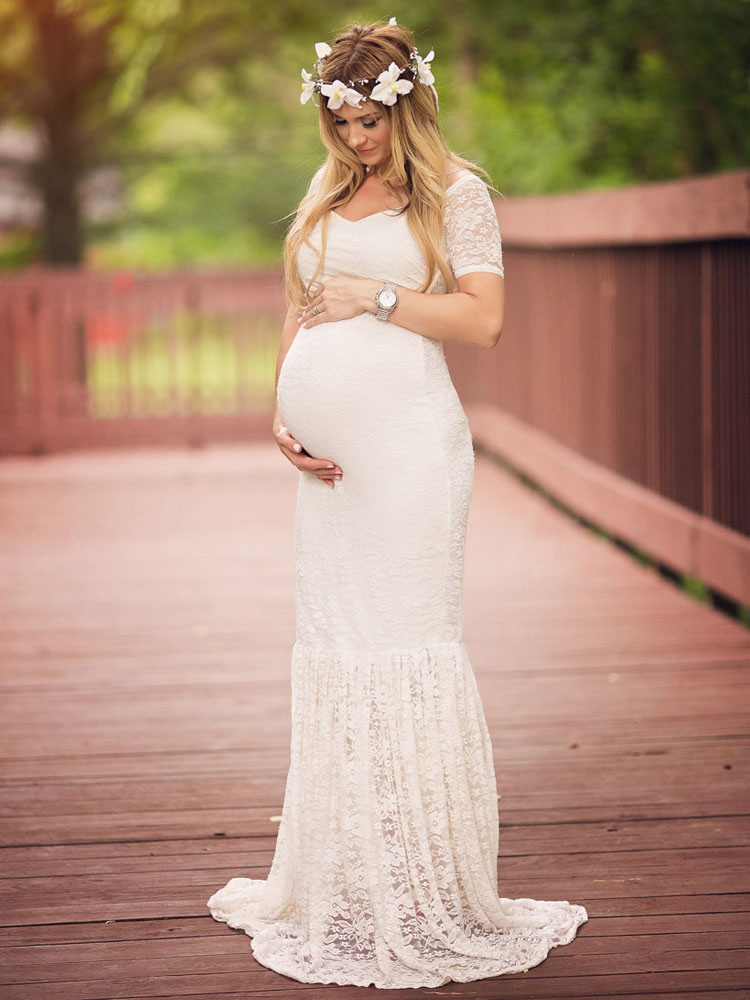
[[374, 281, 399, 321]]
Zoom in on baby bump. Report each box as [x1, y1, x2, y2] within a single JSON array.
[[277, 314, 426, 463]]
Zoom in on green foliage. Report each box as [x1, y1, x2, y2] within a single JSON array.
[[0, 0, 748, 268]]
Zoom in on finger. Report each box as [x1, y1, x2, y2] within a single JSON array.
[[298, 295, 324, 323], [298, 310, 317, 327], [301, 463, 343, 481], [315, 457, 341, 470], [304, 457, 341, 473], [276, 429, 303, 454], [300, 308, 326, 328]]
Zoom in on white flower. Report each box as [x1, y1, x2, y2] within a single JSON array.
[[320, 79, 364, 109], [370, 61, 414, 106], [315, 42, 332, 59], [388, 16, 397, 25], [414, 49, 435, 86], [300, 68, 316, 105]]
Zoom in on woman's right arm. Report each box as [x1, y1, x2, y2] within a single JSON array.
[[272, 303, 342, 488]]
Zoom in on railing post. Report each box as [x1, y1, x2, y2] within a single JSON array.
[[700, 244, 713, 522], [32, 282, 59, 454]]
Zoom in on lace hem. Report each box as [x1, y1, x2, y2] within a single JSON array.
[[207, 640, 588, 989]]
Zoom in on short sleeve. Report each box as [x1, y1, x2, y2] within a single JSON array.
[[444, 173, 504, 279]]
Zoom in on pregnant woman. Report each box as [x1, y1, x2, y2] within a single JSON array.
[[207, 16, 588, 989]]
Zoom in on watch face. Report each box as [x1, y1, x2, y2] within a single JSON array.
[[378, 288, 397, 309]]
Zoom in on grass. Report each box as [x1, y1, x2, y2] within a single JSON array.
[[86, 310, 279, 418]]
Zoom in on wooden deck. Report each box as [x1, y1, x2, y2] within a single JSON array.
[[1, 443, 748, 1000]]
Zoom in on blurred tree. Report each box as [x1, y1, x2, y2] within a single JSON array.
[[0, 0, 747, 267], [451, 0, 750, 191], [0, 0, 334, 265]]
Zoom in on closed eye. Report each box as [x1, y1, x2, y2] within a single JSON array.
[[334, 119, 377, 128]]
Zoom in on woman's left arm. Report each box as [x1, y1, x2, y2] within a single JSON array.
[[297, 173, 505, 349], [296, 272, 503, 348], [379, 272, 504, 348]]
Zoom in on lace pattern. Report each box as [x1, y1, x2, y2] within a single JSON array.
[[208, 161, 588, 989], [208, 641, 588, 989], [444, 172, 504, 278]]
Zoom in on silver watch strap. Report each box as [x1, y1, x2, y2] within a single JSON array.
[[375, 281, 398, 321]]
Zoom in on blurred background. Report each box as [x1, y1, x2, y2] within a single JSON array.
[[0, 0, 748, 270], [0, 0, 748, 615]]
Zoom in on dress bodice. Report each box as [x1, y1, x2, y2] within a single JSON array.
[[296, 171, 504, 296]]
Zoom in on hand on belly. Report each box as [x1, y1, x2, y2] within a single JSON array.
[[274, 418, 342, 489]]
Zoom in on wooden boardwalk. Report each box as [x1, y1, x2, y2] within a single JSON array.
[[1, 443, 748, 1000]]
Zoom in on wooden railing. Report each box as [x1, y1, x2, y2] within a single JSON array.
[[1, 170, 747, 603], [0, 267, 287, 453], [444, 168, 750, 605]]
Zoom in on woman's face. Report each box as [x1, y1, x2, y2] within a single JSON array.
[[329, 100, 391, 170]]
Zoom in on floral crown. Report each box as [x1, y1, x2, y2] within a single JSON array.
[[300, 16, 438, 111]]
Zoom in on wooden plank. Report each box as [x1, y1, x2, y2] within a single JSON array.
[[1, 901, 745, 944], [2, 749, 748, 819], [2, 730, 748, 782], [3, 934, 750, 985], [3, 801, 749, 848], [3, 836, 749, 881], [1, 968, 750, 1000], [3, 909, 750, 956], [108, 992, 750, 1000], [1, 446, 749, 999]]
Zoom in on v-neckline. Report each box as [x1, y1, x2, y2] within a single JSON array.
[[329, 172, 473, 224], [331, 207, 406, 224]]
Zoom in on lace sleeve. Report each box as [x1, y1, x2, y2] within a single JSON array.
[[444, 173, 504, 279]]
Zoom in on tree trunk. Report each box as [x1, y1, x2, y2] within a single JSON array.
[[37, 122, 84, 267]]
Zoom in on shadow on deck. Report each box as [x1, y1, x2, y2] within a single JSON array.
[[1, 444, 748, 999]]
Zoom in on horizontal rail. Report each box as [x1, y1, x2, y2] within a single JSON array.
[[497, 169, 750, 247]]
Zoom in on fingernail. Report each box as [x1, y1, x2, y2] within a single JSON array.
[[327, 463, 335, 468], [294, 444, 301, 452]]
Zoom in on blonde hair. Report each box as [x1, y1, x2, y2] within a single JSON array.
[[283, 18, 497, 310]]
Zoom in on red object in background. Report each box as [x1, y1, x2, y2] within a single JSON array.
[[86, 313, 129, 346], [86, 272, 136, 345], [112, 270, 135, 295]]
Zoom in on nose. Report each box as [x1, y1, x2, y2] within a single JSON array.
[[348, 126, 371, 149]]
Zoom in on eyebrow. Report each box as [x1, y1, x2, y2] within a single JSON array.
[[332, 112, 379, 120]]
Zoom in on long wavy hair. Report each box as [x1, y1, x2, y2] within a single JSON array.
[[283, 18, 497, 310]]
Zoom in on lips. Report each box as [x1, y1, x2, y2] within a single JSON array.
[[360, 148, 376, 154]]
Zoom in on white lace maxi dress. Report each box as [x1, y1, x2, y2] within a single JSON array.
[[207, 169, 588, 989]]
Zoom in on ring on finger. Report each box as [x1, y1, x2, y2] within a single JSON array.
[[312, 304, 320, 316]]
